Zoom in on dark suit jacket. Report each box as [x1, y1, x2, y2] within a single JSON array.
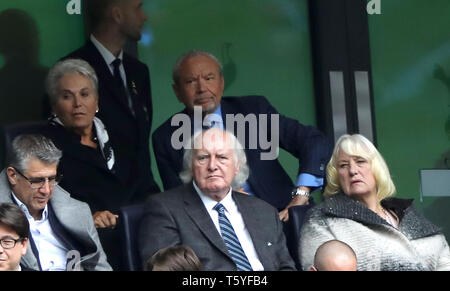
[[43, 122, 149, 213], [64, 41, 160, 196], [42, 121, 151, 270], [138, 184, 296, 271], [153, 96, 332, 210]]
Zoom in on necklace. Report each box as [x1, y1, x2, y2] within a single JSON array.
[[382, 207, 398, 227]]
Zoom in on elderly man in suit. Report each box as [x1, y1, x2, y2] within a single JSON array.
[[63, 0, 160, 197], [139, 128, 295, 271], [0, 134, 111, 271], [153, 50, 332, 221]]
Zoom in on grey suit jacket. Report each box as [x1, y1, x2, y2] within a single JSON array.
[[138, 184, 295, 271], [0, 170, 112, 271]]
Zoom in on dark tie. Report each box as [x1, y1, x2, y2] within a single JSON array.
[[202, 115, 221, 131], [112, 58, 133, 114], [213, 203, 253, 271], [202, 120, 217, 131]]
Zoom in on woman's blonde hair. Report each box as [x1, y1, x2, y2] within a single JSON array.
[[324, 134, 396, 201]]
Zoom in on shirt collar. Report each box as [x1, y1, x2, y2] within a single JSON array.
[[90, 34, 124, 67], [209, 105, 223, 123], [203, 105, 224, 128], [212, 105, 222, 118], [11, 192, 48, 221], [193, 181, 232, 212]]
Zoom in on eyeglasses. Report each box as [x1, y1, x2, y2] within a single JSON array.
[[14, 168, 62, 189], [0, 237, 24, 249]]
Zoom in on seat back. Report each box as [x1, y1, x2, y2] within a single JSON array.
[[118, 204, 146, 271], [285, 202, 314, 270], [0, 121, 48, 168]]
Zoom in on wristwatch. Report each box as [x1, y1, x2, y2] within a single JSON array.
[[291, 187, 310, 199]]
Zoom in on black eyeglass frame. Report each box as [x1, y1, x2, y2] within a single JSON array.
[[13, 167, 62, 189], [0, 237, 25, 249]]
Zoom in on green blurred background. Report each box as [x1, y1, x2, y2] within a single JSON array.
[[368, 1, 450, 238], [0, 0, 449, 239]]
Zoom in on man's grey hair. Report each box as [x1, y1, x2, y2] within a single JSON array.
[[172, 50, 223, 85], [7, 134, 62, 173], [179, 129, 249, 188], [46, 58, 99, 105]]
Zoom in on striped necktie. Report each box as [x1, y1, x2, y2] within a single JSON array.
[[213, 203, 253, 271]]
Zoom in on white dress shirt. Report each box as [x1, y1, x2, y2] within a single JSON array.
[[193, 182, 264, 270], [11, 193, 69, 271]]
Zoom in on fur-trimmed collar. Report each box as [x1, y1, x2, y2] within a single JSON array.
[[318, 193, 441, 240]]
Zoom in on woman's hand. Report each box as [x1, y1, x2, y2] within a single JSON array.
[[93, 210, 119, 229]]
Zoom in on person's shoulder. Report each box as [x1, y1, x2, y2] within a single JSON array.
[[233, 191, 275, 210], [62, 42, 92, 60], [52, 186, 91, 210], [223, 95, 269, 105], [146, 184, 190, 204], [299, 198, 329, 222], [152, 121, 172, 143], [41, 121, 67, 142], [153, 118, 172, 135], [152, 109, 188, 138], [222, 95, 272, 114], [123, 53, 149, 69]]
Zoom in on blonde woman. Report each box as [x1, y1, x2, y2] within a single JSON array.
[[299, 134, 450, 270]]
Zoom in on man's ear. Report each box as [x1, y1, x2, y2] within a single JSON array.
[[220, 75, 225, 93], [20, 238, 28, 256], [6, 167, 17, 186], [234, 160, 240, 176], [111, 6, 123, 24], [172, 83, 183, 103]]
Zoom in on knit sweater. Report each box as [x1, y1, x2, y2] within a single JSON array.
[[299, 193, 450, 271]]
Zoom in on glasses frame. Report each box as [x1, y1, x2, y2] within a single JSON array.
[[13, 167, 62, 189], [0, 237, 24, 249]]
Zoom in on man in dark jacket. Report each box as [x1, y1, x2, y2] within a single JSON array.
[[63, 0, 160, 199], [153, 50, 332, 221]]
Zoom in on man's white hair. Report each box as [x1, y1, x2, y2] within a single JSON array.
[[179, 129, 249, 188]]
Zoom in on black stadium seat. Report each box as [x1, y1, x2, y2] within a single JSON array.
[[284, 203, 314, 270], [118, 203, 146, 271], [0, 121, 47, 167]]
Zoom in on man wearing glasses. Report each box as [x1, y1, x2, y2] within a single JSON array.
[[0, 203, 30, 271], [0, 134, 111, 271]]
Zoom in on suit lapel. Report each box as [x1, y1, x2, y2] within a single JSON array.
[[233, 193, 272, 269], [49, 187, 96, 254], [56, 129, 111, 173], [84, 41, 136, 117], [83, 42, 117, 90], [21, 243, 41, 271], [182, 185, 231, 259]]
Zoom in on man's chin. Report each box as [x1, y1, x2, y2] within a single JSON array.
[[0, 262, 10, 271], [205, 102, 220, 113], [195, 102, 218, 114], [128, 33, 142, 42], [203, 185, 229, 199]]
